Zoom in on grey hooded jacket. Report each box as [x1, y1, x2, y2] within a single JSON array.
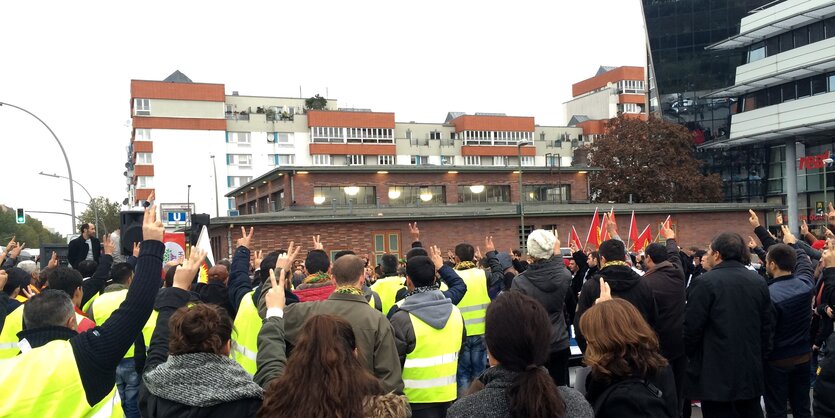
[[510, 255, 572, 352]]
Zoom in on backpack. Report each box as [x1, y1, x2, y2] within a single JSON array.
[[592, 378, 672, 418]]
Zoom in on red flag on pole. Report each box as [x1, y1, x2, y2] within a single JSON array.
[[585, 207, 601, 249], [600, 212, 610, 242], [628, 211, 639, 251], [569, 226, 583, 250], [634, 225, 652, 252]]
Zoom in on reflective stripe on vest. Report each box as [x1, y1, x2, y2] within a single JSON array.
[[0, 306, 24, 358], [370, 276, 406, 316], [0, 339, 121, 417], [231, 290, 260, 375], [91, 290, 137, 358], [142, 310, 158, 351], [455, 268, 490, 336], [402, 307, 464, 403]]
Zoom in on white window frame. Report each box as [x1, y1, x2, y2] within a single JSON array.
[[377, 155, 395, 165], [440, 156, 453, 166], [493, 156, 509, 166], [135, 152, 153, 164], [347, 155, 366, 165], [270, 154, 295, 166], [135, 128, 151, 141], [521, 156, 535, 167], [276, 132, 292, 145], [228, 154, 252, 167], [134, 99, 150, 116], [312, 154, 332, 166], [137, 176, 153, 188], [410, 155, 428, 166], [229, 132, 251, 144], [464, 156, 481, 166]]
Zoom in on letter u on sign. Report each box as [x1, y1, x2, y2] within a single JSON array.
[[167, 212, 187, 222]]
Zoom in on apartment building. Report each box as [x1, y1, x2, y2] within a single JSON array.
[[127, 71, 585, 220], [563, 65, 647, 138]]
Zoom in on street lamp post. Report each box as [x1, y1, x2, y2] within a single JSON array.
[[1, 102, 76, 232], [63, 198, 100, 236], [518, 141, 533, 251], [40, 172, 98, 234], [825, 157, 834, 210], [210, 155, 220, 217]]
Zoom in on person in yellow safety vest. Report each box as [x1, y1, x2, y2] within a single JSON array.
[[0, 204, 166, 418], [389, 247, 469, 319], [372, 254, 406, 315], [87, 261, 145, 418], [226, 227, 301, 375], [452, 237, 506, 395], [45, 267, 97, 333], [0, 268, 30, 359], [390, 249, 466, 418]]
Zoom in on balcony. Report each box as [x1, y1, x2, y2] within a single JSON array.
[[225, 112, 250, 121]]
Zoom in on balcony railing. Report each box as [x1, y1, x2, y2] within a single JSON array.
[[225, 112, 250, 121], [312, 137, 394, 144]]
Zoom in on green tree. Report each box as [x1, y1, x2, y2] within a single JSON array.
[[0, 206, 64, 248], [79, 197, 122, 235], [304, 94, 328, 111], [587, 114, 724, 203]]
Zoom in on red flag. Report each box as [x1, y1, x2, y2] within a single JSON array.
[[628, 211, 639, 251], [600, 213, 610, 242], [569, 226, 583, 250], [585, 207, 601, 249], [634, 225, 652, 252]]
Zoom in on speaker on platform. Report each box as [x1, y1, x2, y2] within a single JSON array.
[[120, 210, 145, 256], [189, 213, 210, 246]]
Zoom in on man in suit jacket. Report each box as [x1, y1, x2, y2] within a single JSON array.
[[68, 223, 101, 270]]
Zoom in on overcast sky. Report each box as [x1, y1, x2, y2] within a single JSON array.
[[0, 0, 646, 236]]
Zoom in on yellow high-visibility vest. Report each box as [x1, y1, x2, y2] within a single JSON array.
[[454, 268, 490, 336], [0, 306, 24, 359], [91, 290, 138, 358], [371, 276, 406, 316], [0, 339, 121, 417], [231, 290, 259, 375], [402, 307, 464, 403]]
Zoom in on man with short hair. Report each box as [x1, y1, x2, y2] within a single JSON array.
[[293, 250, 334, 302], [391, 254, 465, 418], [761, 228, 814, 418], [372, 253, 405, 315], [44, 267, 96, 332], [192, 265, 234, 314], [257, 253, 404, 394], [333, 250, 382, 311], [68, 223, 101, 270], [685, 232, 775, 418]]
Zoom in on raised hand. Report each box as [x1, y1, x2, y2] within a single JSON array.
[[276, 241, 301, 271], [781, 225, 797, 245], [312, 235, 324, 250], [661, 223, 675, 240], [430, 245, 444, 271], [133, 242, 141, 258], [173, 247, 206, 290], [5, 236, 16, 253], [748, 209, 760, 229], [408, 222, 420, 242], [142, 204, 164, 242], [10, 243, 25, 259], [553, 229, 561, 251], [253, 250, 264, 270], [747, 236, 758, 250], [266, 268, 287, 310], [103, 234, 115, 256], [828, 202, 835, 225], [47, 251, 58, 269], [237, 227, 255, 249], [474, 246, 483, 261], [801, 219, 810, 236], [484, 236, 495, 254], [595, 278, 612, 304], [776, 211, 784, 225], [569, 241, 579, 253]]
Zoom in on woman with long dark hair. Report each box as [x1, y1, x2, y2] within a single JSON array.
[[447, 290, 592, 418], [579, 295, 677, 417], [256, 269, 408, 418]]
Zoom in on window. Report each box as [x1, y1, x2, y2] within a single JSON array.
[[227, 132, 251, 144], [410, 156, 428, 166], [523, 184, 571, 203], [781, 83, 796, 102], [779, 31, 794, 53], [226, 176, 253, 188], [521, 156, 534, 167], [493, 156, 509, 166], [270, 154, 295, 166], [226, 154, 252, 166], [826, 17, 835, 40], [273, 132, 292, 145], [228, 198, 236, 210], [377, 155, 395, 165], [313, 186, 376, 206], [797, 78, 811, 98], [429, 131, 442, 140], [765, 36, 779, 57], [830, 74, 835, 92], [137, 176, 153, 188], [747, 42, 765, 63], [809, 22, 825, 43], [794, 27, 809, 48], [620, 103, 641, 114], [387, 186, 445, 206], [135, 153, 152, 164], [135, 129, 151, 141], [440, 156, 453, 166], [312, 127, 344, 143], [345, 127, 394, 143], [347, 155, 366, 166], [457, 185, 511, 203], [312, 154, 332, 166], [464, 156, 481, 166], [812, 75, 828, 95], [134, 99, 150, 116]]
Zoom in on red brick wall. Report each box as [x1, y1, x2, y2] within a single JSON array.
[[209, 209, 766, 263]]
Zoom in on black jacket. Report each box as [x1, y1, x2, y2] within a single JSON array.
[[193, 280, 234, 315], [683, 260, 774, 401], [571, 250, 590, 295], [68, 235, 101, 269], [814, 332, 835, 417], [585, 366, 677, 418], [766, 246, 814, 361], [576, 264, 658, 353], [641, 239, 686, 360], [511, 255, 573, 353]]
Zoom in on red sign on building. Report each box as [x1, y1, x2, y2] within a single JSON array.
[[799, 151, 831, 170]]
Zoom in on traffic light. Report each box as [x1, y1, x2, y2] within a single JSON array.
[[15, 208, 25, 224]]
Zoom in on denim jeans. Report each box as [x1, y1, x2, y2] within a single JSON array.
[[116, 358, 141, 418], [763, 360, 812, 418], [457, 335, 486, 395]]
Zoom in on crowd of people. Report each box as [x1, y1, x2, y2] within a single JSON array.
[[2, 198, 835, 418]]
